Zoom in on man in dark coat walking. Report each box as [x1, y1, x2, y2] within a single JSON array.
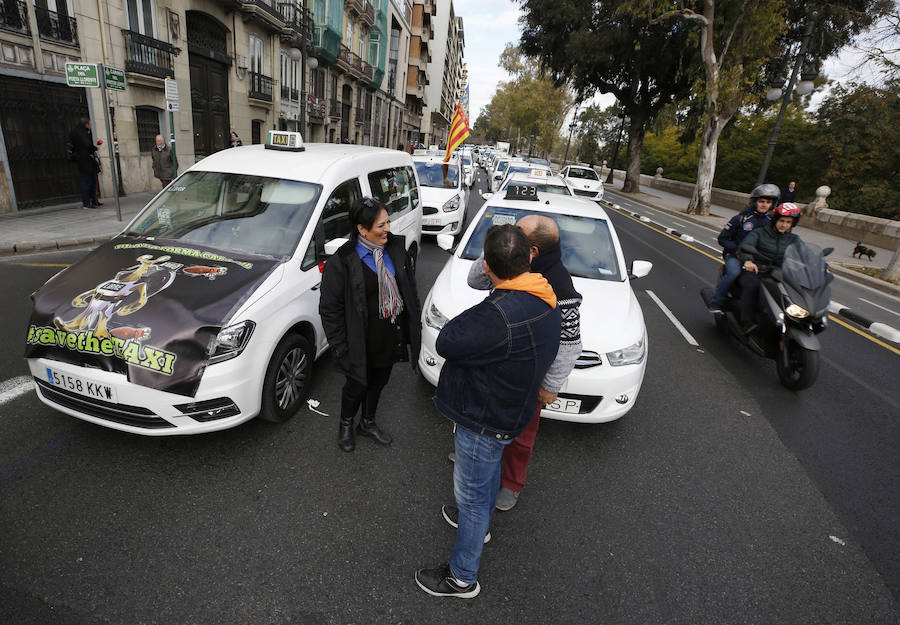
[[151, 135, 175, 187], [69, 117, 99, 208]]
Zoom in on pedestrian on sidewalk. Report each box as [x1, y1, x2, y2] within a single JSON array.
[[69, 117, 100, 209], [465, 214, 582, 511], [707, 183, 778, 313], [151, 135, 175, 188], [783, 181, 797, 202], [415, 224, 560, 599], [230, 130, 242, 148]]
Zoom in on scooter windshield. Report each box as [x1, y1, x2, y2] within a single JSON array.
[[781, 242, 827, 290]]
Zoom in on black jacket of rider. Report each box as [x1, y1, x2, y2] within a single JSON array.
[[738, 221, 800, 268], [717, 209, 770, 257]]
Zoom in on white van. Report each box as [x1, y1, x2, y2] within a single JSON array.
[[24, 131, 422, 435]]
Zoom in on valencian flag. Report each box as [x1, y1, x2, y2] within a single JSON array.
[[443, 102, 470, 162], [461, 85, 470, 119]]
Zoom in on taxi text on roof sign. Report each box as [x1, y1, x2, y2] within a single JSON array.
[[265, 130, 305, 151]]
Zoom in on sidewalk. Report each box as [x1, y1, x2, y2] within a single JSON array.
[[0, 192, 155, 255], [604, 180, 899, 296]]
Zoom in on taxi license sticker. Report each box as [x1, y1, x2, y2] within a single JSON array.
[[491, 213, 517, 226]]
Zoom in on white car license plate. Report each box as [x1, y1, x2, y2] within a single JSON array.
[[548, 397, 582, 414], [45, 367, 118, 403], [422, 217, 442, 226]]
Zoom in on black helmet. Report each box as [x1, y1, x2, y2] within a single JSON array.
[[749, 183, 780, 211]]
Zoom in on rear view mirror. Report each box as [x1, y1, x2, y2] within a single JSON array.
[[629, 260, 652, 280], [436, 234, 455, 252], [823, 247, 834, 257], [324, 237, 348, 256]]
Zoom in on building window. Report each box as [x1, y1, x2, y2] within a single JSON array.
[[345, 21, 353, 45], [126, 0, 155, 37], [359, 27, 366, 59], [387, 23, 399, 98], [252, 119, 263, 144], [313, 68, 325, 98], [249, 34, 264, 75], [135, 107, 162, 153], [369, 30, 380, 66]]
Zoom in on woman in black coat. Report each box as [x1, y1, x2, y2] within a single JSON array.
[[319, 198, 422, 452]]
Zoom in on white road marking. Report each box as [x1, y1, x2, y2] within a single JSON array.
[[672, 220, 689, 228], [869, 323, 900, 344], [829, 535, 846, 546], [858, 297, 900, 318], [740, 410, 751, 416], [645, 290, 700, 347], [0, 376, 34, 406]]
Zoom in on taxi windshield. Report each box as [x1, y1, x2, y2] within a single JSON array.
[[461, 207, 621, 281], [504, 181, 571, 196], [568, 167, 599, 181], [414, 161, 460, 188], [125, 171, 322, 258]]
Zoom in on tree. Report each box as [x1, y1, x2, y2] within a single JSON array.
[[518, 0, 699, 192]]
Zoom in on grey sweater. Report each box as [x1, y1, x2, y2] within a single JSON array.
[[467, 254, 582, 393]]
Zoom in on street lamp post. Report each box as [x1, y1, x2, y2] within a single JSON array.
[[562, 104, 580, 169], [605, 110, 628, 185], [756, 12, 818, 186]]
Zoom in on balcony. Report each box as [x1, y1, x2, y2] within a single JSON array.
[[240, 0, 286, 33], [34, 5, 78, 46], [345, 0, 364, 15], [291, 87, 299, 100], [122, 30, 177, 80], [336, 44, 373, 82], [0, 0, 29, 35], [328, 98, 341, 119], [278, 2, 313, 48], [308, 95, 326, 120], [313, 24, 341, 67], [249, 71, 274, 102], [354, 106, 366, 125], [360, 1, 374, 25]]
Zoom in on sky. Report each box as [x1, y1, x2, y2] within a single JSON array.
[[455, 0, 895, 122]]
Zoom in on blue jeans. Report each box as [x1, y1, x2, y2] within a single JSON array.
[[449, 424, 510, 584], [79, 174, 96, 207], [710, 255, 742, 307]]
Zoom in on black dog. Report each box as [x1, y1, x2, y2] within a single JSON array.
[[853, 242, 876, 261]]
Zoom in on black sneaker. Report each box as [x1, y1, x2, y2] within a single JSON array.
[[707, 304, 723, 314], [415, 564, 480, 599], [442, 504, 490, 543]]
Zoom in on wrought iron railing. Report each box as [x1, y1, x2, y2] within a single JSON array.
[[362, 1, 374, 23], [345, 0, 364, 14], [338, 44, 373, 81], [123, 30, 177, 79], [308, 95, 326, 118], [291, 87, 299, 101], [244, 0, 284, 22], [0, 0, 30, 35], [281, 83, 290, 100], [249, 71, 274, 101], [278, 1, 313, 44], [34, 5, 78, 46]]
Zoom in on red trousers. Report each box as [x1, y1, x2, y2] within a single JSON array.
[[500, 401, 542, 492]]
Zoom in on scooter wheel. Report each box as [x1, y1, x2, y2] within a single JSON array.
[[776, 339, 819, 390]]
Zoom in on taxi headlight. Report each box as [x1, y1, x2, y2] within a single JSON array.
[[209, 320, 255, 364], [425, 302, 449, 331], [785, 303, 810, 319], [442, 195, 461, 212], [606, 336, 645, 367]]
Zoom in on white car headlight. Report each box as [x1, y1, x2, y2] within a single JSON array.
[[209, 320, 255, 364], [425, 302, 449, 330], [606, 336, 645, 366], [442, 195, 461, 212]]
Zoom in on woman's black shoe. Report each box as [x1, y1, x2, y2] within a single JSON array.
[[338, 418, 355, 452], [358, 417, 392, 445]]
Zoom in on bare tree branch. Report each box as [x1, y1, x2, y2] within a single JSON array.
[[720, 0, 751, 66]]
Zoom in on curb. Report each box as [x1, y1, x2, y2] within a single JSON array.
[[0, 236, 108, 257], [601, 198, 900, 345], [828, 263, 900, 298], [828, 302, 900, 343]]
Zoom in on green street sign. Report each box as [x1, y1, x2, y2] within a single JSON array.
[[104, 66, 126, 91], [65, 62, 99, 87]]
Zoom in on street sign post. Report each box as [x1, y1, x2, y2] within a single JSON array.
[[165, 78, 179, 177], [104, 66, 126, 92]]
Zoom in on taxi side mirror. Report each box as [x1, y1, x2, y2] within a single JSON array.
[[324, 237, 348, 256], [629, 260, 652, 279], [436, 234, 455, 253], [481, 192, 493, 200]]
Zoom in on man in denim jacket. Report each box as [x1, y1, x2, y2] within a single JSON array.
[[415, 224, 560, 599]]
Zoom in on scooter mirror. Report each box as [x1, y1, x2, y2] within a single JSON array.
[[822, 247, 834, 257]]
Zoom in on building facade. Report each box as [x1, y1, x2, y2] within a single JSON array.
[[420, 0, 462, 147]]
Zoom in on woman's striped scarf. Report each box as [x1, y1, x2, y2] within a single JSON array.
[[357, 236, 404, 322]]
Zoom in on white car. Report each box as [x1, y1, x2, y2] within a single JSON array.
[[419, 187, 651, 423], [459, 151, 475, 188], [561, 164, 605, 201], [414, 154, 469, 236], [489, 158, 513, 192], [496, 161, 552, 190], [25, 131, 422, 435], [483, 170, 574, 201]]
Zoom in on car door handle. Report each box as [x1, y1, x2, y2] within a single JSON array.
[[311, 282, 321, 291]]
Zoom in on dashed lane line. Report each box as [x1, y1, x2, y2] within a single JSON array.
[[858, 297, 900, 319], [645, 290, 700, 347], [0, 376, 34, 406]]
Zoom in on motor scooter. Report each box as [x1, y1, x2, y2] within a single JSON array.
[[701, 241, 833, 390]]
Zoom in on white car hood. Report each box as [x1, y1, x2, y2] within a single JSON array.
[[428, 258, 644, 352], [420, 185, 460, 208], [569, 178, 603, 192]]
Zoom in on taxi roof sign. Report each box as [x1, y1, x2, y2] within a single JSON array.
[[265, 130, 305, 151]]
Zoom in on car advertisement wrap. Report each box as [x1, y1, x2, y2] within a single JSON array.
[[24, 238, 281, 397]]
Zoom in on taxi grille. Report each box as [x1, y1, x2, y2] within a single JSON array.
[[422, 207, 439, 215], [34, 378, 174, 429], [573, 189, 598, 197]]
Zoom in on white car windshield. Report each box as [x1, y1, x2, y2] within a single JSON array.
[[567, 167, 599, 181], [125, 171, 321, 258], [503, 181, 572, 196], [414, 161, 460, 188], [461, 206, 622, 281]]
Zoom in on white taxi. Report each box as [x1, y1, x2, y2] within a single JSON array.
[[25, 131, 422, 435], [561, 164, 605, 201], [418, 185, 652, 423], [414, 154, 469, 237], [482, 169, 574, 201]]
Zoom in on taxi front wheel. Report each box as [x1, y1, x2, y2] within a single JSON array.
[[259, 333, 312, 423]]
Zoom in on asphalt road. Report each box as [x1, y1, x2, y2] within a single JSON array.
[[0, 173, 897, 624]]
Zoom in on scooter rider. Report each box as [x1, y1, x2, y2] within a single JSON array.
[[707, 183, 779, 313], [736, 203, 802, 332]]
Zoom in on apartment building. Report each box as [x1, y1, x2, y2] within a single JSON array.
[[420, 0, 463, 147]]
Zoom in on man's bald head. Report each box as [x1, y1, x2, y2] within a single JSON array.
[[516, 214, 559, 255]]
